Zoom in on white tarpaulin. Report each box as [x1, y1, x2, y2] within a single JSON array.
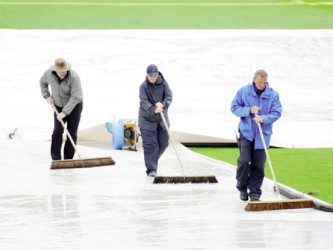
[[0, 30, 332, 249]]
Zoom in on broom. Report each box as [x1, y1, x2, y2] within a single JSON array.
[[50, 105, 115, 169], [153, 112, 218, 184], [245, 119, 315, 211]]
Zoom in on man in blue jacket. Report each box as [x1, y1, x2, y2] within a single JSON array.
[[138, 64, 173, 177], [230, 70, 282, 201]]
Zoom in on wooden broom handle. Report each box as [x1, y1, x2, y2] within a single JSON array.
[[51, 104, 82, 159], [256, 119, 281, 199], [160, 112, 185, 175]]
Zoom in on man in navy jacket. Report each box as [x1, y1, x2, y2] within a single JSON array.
[[231, 70, 282, 201], [138, 64, 173, 177]]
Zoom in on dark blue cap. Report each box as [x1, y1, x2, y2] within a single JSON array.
[[147, 64, 159, 76]]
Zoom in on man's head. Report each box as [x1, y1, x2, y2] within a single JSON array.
[[146, 64, 159, 83], [253, 69, 268, 90], [51, 58, 71, 79]]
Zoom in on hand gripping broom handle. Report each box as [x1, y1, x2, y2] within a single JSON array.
[[256, 120, 281, 199], [160, 112, 185, 175], [51, 104, 82, 159]]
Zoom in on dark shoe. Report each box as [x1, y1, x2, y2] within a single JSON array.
[[250, 196, 260, 201], [240, 191, 248, 201], [148, 171, 157, 177]]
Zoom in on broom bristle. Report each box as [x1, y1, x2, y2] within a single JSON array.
[[153, 176, 218, 184], [245, 198, 315, 211], [50, 157, 115, 169]]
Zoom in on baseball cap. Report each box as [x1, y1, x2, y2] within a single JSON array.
[[147, 64, 159, 76]]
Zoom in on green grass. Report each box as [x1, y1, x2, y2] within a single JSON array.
[[188, 147, 333, 204], [0, 0, 333, 29]]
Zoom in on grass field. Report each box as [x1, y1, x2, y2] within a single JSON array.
[[0, 0, 333, 29], [189, 147, 333, 204]]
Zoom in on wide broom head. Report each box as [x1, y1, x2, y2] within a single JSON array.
[[245, 198, 315, 211], [50, 157, 115, 169], [153, 175, 218, 184]]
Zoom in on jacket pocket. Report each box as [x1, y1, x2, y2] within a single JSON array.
[[145, 113, 159, 122], [261, 124, 272, 136]]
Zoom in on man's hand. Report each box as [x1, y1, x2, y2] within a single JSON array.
[[155, 106, 163, 114], [250, 106, 260, 115], [155, 102, 164, 109], [57, 112, 66, 121], [253, 114, 263, 124], [155, 102, 164, 113], [46, 97, 54, 105]]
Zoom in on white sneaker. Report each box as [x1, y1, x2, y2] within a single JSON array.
[[148, 171, 157, 177]]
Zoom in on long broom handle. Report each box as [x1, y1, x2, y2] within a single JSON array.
[[160, 112, 185, 175], [51, 104, 82, 159], [256, 119, 281, 199]]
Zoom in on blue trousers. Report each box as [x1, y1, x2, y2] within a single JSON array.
[[140, 125, 169, 175], [236, 133, 266, 198], [51, 103, 83, 160]]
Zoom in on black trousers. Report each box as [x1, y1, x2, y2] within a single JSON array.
[[236, 133, 267, 198], [140, 125, 169, 175], [51, 103, 83, 160]]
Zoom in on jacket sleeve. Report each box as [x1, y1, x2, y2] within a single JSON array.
[[40, 72, 51, 99], [230, 88, 251, 117], [162, 82, 172, 109], [139, 84, 155, 114], [62, 73, 83, 115], [262, 91, 282, 125]]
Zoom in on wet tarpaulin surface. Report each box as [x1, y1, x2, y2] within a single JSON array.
[[0, 139, 332, 249]]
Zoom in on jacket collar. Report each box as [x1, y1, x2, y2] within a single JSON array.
[[52, 70, 70, 81], [249, 82, 270, 98], [145, 72, 164, 86]]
